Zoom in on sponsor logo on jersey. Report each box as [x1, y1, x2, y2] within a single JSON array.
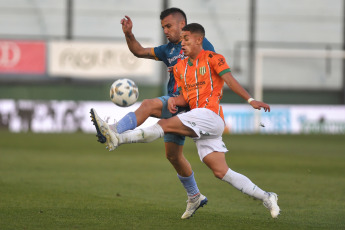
[[184, 81, 206, 91], [218, 58, 225, 66], [169, 47, 175, 55], [167, 53, 185, 64]]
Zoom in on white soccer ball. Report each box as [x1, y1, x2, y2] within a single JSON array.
[[109, 78, 139, 107]]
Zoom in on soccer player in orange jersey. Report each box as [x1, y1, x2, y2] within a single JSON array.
[[90, 23, 280, 219]]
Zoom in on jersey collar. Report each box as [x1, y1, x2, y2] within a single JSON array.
[[175, 40, 182, 45], [187, 49, 205, 66]]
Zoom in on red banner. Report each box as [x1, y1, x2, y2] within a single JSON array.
[[0, 40, 46, 74]]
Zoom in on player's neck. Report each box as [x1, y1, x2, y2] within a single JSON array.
[[188, 48, 203, 62]]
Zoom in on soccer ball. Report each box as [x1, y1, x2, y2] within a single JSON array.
[[109, 78, 139, 107]]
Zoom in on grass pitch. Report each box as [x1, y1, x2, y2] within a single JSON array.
[[0, 131, 344, 229]]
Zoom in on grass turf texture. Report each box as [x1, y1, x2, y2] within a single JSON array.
[[0, 132, 344, 230]]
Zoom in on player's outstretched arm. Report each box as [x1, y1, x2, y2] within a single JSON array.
[[120, 15, 155, 59], [221, 72, 270, 112]]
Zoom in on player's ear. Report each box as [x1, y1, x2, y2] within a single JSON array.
[[179, 21, 185, 30], [197, 35, 203, 45]]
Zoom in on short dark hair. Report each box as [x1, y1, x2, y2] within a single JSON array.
[[160, 7, 187, 24], [182, 23, 205, 37]]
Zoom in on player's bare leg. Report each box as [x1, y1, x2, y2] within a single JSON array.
[[165, 142, 192, 177], [164, 142, 207, 219], [158, 119, 207, 219], [134, 98, 163, 126], [158, 117, 198, 137], [117, 115, 207, 219], [203, 152, 280, 218], [111, 98, 163, 135], [91, 108, 208, 219], [202, 152, 229, 179]]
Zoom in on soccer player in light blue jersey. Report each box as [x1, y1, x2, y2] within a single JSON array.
[[92, 8, 214, 219]]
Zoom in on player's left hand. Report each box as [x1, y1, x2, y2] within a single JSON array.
[[168, 97, 178, 114], [250, 100, 270, 112]]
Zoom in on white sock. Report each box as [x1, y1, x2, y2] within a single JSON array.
[[118, 123, 164, 144], [222, 168, 268, 200]]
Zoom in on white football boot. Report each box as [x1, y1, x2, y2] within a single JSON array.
[[263, 192, 280, 218], [181, 194, 208, 219], [90, 108, 119, 151]]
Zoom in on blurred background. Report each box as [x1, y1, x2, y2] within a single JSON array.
[[0, 0, 344, 134]]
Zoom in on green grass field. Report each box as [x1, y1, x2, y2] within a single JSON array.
[[0, 132, 344, 230]]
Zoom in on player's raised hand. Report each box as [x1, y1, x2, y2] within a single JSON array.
[[249, 100, 271, 112], [120, 15, 133, 35]]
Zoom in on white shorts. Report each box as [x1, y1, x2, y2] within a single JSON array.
[[177, 108, 228, 161]]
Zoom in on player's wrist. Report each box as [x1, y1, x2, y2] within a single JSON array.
[[247, 98, 255, 103], [173, 97, 178, 105], [125, 32, 134, 39]]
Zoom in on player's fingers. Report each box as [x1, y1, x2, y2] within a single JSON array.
[[169, 108, 177, 114], [121, 19, 129, 26], [168, 104, 174, 113], [265, 104, 270, 112], [125, 15, 131, 22]]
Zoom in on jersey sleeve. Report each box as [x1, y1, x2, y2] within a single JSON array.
[[153, 44, 167, 62], [202, 37, 215, 52], [150, 48, 159, 60], [208, 53, 231, 77]]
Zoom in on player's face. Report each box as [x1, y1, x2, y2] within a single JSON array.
[[161, 14, 184, 43], [181, 31, 202, 58]]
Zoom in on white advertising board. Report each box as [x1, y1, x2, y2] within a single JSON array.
[[0, 100, 158, 133], [0, 100, 344, 134], [48, 41, 155, 79]]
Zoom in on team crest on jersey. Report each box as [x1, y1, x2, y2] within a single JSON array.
[[199, 66, 206, 75], [180, 74, 183, 79]]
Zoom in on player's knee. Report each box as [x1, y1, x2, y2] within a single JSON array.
[[166, 151, 178, 163], [165, 149, 184, 164], [141, 99, 155, 110], [141, 98, 162, 116], [212, 170, 226, 179], [157, 119, 171, 132]]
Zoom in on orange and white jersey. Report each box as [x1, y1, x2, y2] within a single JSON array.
[[173, 50, 231, 120]]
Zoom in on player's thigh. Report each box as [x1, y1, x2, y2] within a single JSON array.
[[158, 116, 198, 137]]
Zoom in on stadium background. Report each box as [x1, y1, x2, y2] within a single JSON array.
[[1, 0, 345, 134], [0, 1, 345, 229]]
